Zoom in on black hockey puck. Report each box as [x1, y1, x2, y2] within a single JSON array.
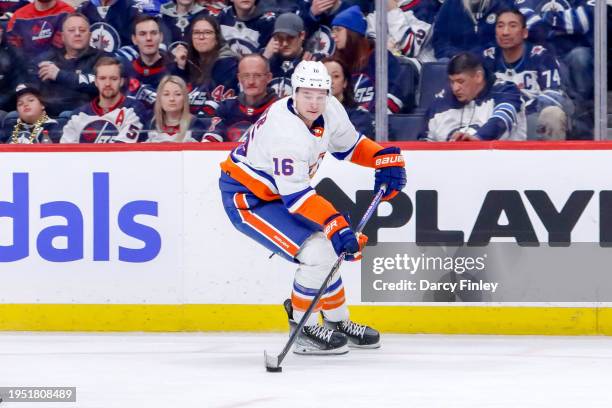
[[266, 366, 282, 373]]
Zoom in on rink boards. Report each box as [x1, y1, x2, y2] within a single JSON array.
[[1, 142, 612, 335]]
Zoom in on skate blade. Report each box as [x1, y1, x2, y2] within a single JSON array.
[[348, 340, 381, 349], [293, 344, 349, 355]]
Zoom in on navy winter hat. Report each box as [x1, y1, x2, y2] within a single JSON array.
[[331, 5, 367, 37]]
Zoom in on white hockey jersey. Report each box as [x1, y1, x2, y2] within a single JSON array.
[[220, 95, 373, 226]]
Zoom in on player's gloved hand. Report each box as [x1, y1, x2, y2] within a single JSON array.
[[374, 147, 406, 201], [324, 214, 368, 261]]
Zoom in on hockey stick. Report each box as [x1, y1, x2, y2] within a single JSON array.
[[265, 185, 387, 372]]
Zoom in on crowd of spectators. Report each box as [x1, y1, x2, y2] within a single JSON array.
[[0, 0, 603, 143]]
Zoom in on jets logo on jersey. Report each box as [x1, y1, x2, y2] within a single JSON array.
[[447, 124, 479, 140], [305, 27, 335, 57], [486, 13, 497, 24], [227, 121, 251, 142], [484, 46, 495, 58], [531, 45, 545, 56], [537, 0, 570, 13], [435, 89, 445, 99], [81, 119, 120, 143], [32, 21, 53, 42], [90, 22, 121, 52], [269, 77, 293, 98]]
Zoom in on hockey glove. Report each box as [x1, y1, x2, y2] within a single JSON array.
[[373, 147, 406, 201], [324, 214, 368, 261]]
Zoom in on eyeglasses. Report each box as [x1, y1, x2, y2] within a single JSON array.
[[238, 73, 268, 80], [193, 30, 215, 38]]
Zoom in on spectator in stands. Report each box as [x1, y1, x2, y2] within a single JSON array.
[[485, 7, 572, 140], [298, 0, 351, 57], [196, 0, 226, 15], [78, 0, 141, 54], [124, 15, 178, 106], [323, 57, 374, 137], [420, 51, 526, 141], [203, 53, 276, 142], [1, 84, 61, 143], [366, 0, 441, 64], [523, 0, 595, 139], [6, 0, 75, 59], [61, 56, 149, 143], [160, 0, 207, 46], [264, 13, 312, 98], [432, 0, 512, 60], [175, 15, 239, 112], [146, 75, 210, 142], [217, 0, 276, 55], [28, 13, 107, 117], [331, 5, 416, 114], [0, 0, 29, 22], [0, 24, 23, 112]]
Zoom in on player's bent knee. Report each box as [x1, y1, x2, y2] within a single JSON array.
[[296, 232, 337, 268]]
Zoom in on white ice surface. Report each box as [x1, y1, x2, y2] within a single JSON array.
[[0, 332, 611, 408]]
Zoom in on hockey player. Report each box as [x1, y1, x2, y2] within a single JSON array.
[[203, 54, 277, 142], [421, 51, 527, 141], [61, 56, 149, 143], [485, 8, 572, 139], [217, 0, 277, 55], [219, 60, 406, 354]]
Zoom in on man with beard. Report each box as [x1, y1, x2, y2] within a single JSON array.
[[6, 0, 74, 59], [61, 56, 149, 143], [28, 13, 108, 116], [203, 53, 277, 141]]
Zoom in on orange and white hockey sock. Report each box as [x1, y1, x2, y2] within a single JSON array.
[[321, 275, 349, 322]]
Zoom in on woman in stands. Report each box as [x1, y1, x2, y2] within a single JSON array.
[[330, 5, 416, 114], [1, 84, 61, 144], [147, 75, 211, 143], [323, 58, 374, 138], [175, 15, 240, 113]]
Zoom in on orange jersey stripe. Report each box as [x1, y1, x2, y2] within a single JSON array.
[[291, 292, 323, 312], [220, 156, 280, 201], [350, 137, 383, 168], [292, 194, 338, 227], [234, 194, 300, 257]]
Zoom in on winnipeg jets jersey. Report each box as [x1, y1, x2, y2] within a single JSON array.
[[422, 80, 527, 141], [60, 96, 149, 143], [484, 43, 565, 114], [219, 96, 363, 204], [367, 0, 441, 63]]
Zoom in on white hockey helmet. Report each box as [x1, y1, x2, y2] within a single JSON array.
[[291, 60, 331, 96]]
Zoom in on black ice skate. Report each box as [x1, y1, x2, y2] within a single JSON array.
[[323, 318, 381, 349], [283, 299, 348, 355]]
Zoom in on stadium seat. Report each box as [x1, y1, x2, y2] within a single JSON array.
[[3, 110, 18, 129], [58, 111, 73, 128], [417, 62, 448, 112], [388, 114, 426, 141]]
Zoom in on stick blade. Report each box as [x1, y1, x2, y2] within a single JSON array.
[[264, 350, 282, 373]]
